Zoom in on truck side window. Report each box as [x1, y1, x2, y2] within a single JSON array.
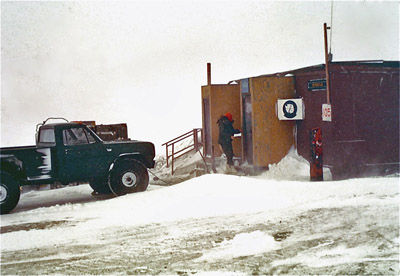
[[84, 129, 96, 144], [39, 129, 55, 145], [63, 128, 89, 145]]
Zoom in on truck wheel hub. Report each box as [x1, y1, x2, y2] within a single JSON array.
[[122, 172, 137, 188], [0, 185, 8, 203]]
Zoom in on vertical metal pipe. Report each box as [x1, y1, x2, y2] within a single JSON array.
[[324, 23, 331, 105], [166, 144, 169, 168], [201, 128, 205, 156], [171, 143, 175, 175], [193, 129, 198, 152], [207, 63, 211, 86]]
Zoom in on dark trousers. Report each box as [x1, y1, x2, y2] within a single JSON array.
[[219, 142, 234, 165]]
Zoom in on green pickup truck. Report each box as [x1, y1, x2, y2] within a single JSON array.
[[0, 119, 155, 214]]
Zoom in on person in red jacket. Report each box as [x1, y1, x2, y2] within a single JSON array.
[[217, 112, 241, 166]]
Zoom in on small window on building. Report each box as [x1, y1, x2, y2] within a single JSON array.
[[63, 128, 89, 145]]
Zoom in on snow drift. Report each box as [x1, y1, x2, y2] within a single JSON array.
[[1, 148, 398, 275]]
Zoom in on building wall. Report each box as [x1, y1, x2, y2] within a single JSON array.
[[201, 61, 399, 179], [294, 69, 331, 168], [250, 75, 296, 168], [296, 63, 400, 179], [201, 84, 241, 158]]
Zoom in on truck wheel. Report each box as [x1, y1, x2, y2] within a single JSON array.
[[89, 178, 112, 194], [0, 173, 21, 214], [108, 160, 149, 196]]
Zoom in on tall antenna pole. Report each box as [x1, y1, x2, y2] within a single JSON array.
[[329, 1, 334, 54], [324, 23, 331, 105]]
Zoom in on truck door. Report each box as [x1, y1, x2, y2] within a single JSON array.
[[58, 126, 108, 183]]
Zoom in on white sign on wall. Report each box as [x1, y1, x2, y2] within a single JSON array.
[[277, 98, 304, 120], [322, 104, 332, 122]]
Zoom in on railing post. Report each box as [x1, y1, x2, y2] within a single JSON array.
[[162, 128, 203, 175], [171, 143, 175, 175], [193, 129, 199, 152], [166, 144, 169, 168], [201, 128, 205, 156]]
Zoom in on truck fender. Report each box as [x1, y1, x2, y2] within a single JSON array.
[[108, 153, 147, 172]]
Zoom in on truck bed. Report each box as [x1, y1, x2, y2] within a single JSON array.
[[1, 146, 54, 184]]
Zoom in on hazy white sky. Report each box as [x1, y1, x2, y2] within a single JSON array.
[[1, 1, 399, 152]]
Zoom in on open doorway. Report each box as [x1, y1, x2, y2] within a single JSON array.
[[241, 79, 253, 165]]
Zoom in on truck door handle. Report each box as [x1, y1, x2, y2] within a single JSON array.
[[65, 149, 79, 155], [65, 149, 81, 156], [107, 148, 112, 152]]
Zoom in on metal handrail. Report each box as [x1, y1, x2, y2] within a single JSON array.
[[162, 128, 203, 175]]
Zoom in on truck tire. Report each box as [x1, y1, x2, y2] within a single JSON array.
[[108, 159, 149, 196], [0, 173, 21, 214], [89, 178, 112, 194]]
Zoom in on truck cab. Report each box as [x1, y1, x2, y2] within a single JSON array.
[[36, 123, 110, 184]]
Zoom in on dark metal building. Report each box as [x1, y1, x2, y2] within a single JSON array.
[[293, 61, 399, 179]]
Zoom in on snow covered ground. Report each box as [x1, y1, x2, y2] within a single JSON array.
[[1, 150, 399, 275]]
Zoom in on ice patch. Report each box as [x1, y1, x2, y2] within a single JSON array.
[[272, 244, 399, 268], [199, 231, 278, 261], [194, 272, 246, 276]]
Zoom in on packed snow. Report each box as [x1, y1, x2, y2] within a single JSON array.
[[1, 149, 399, 275]]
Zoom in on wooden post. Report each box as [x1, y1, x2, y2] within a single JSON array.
[[207, 63, 211, 86]]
